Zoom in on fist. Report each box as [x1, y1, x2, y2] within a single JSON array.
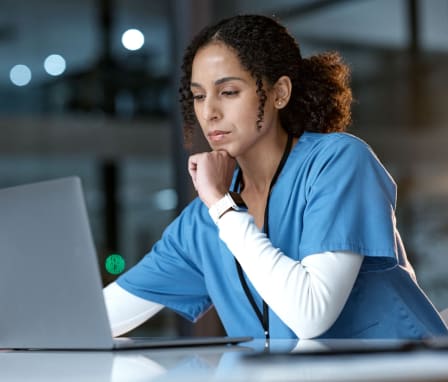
[[188, 151, 236, 207]]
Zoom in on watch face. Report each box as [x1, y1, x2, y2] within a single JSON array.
[[105, 254, 126, 275]]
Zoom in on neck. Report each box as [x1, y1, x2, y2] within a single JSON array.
[[237, 131, 291, 195]]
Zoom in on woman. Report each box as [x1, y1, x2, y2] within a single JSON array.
[[104, 14, 447, 339]]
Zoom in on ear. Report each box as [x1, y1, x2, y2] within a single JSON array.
[[273, 76, 292, 109]]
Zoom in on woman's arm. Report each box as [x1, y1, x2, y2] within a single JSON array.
[[103, 282, 164, 337], [215, 209, 363, 339]]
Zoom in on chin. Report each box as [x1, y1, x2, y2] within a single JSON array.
[[223, 145, 239, 158], [210, 142, 233, 155]]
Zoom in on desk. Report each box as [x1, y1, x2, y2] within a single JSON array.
[[2, 339, 448, 382]]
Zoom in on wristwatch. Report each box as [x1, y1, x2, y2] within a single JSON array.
[[209, 192, 247, 224]]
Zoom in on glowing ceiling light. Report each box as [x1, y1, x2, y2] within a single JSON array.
[[121, 28, 145, 51], [10, 64, 32, 86], [44, 54, 66, 76]]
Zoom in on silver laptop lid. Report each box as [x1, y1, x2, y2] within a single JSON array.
[[0, 177, 113, 349]]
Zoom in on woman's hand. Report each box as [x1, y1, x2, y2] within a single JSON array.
[[188, 150, 236, 208]]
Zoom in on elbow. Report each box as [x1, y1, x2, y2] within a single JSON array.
[[294, 322, 330, 339], [291, 315, 337, 339], [110, 322, 132, 338], [289, 297, 340, 339]]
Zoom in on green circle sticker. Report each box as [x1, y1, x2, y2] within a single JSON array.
[[105, 254, 126, 275]]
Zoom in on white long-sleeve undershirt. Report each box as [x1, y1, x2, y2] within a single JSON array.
[[103, 282, 164, 337], [216, 210, 363, 339], [103, 211, 363, 339]]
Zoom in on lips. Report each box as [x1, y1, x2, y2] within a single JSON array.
[[208, 130, 229, 142]]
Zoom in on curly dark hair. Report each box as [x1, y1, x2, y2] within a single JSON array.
[[179, 14, 352, 146]]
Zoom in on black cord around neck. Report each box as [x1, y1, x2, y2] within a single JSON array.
[[233, 134, 293, 341]]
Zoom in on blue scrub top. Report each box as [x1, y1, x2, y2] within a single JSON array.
[[117, 132, 448, 339]]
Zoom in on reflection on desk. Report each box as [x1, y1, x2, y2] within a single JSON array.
[[0, 344, 250, 382], [2, 339, 448, 382]]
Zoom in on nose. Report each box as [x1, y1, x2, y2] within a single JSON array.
[[201, 97, 221, 122]]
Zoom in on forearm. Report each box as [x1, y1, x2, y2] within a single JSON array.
[[216, 210, 363, 339], [103, 282, 164, 337]]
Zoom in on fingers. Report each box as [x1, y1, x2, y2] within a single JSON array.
[[187, 151, 236, 207], [188, 155, 199, 190]]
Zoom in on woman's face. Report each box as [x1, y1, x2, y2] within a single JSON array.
[[190, 43, 279, 158]]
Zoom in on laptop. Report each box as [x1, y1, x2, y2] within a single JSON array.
[[0, 176, 251, 350]]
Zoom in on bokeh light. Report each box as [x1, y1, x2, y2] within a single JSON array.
[[44, 54, 66, 76], [10, 64, 32, 86], [121, 28, 145, 51], [153, 188, 178, 211], [105, 253, 126, 275]]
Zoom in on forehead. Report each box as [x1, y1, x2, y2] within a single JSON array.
[[191, 43, 249, 82]]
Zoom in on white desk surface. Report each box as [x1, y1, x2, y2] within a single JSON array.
[[2, 338, 448, 382]]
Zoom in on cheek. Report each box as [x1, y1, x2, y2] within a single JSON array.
[[193, 102, 199, 117], [232, 100, 260, 125], [241, 111, 258, 128], [193, 103, 204, 124]]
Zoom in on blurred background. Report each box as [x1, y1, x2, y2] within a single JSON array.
[[1, 0, 447, 337]]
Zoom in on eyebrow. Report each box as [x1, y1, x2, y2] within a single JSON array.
[[190, 76, 247, 88]]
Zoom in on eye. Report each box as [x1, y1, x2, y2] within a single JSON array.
[[221, 90, 239, 97], [192, 94, 205, 102]]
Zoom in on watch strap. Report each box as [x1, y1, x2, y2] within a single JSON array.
[[209, 192, 247, 224]]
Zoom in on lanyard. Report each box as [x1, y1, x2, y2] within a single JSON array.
[[233, 134, 293, 341]]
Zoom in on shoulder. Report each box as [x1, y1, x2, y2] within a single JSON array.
[[294, 132, 395, 188], [301, 131, 373, 154], [157, 197, 210, 243], [294, 132, 380, 170], [175, 197, 210, 226], [155, 196, 215, 257]]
